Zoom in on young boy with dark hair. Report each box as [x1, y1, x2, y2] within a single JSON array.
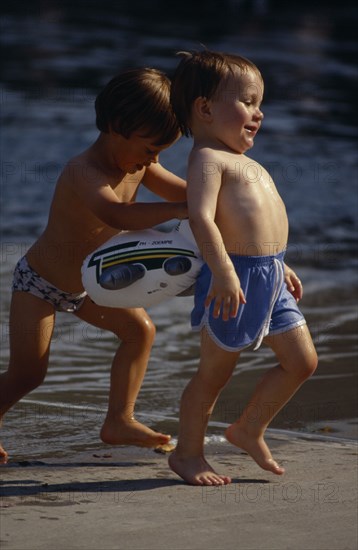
[[0, 67, 187, 464]]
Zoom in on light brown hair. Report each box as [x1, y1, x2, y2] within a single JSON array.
[[170, 50, 262, 137]]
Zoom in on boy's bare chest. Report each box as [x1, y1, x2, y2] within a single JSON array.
[[221, 168, 282, 209]]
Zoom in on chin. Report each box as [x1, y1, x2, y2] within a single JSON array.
[[242, 141, 254, 152], [126, 166, 141, 174], [233, 145, 250, 154]]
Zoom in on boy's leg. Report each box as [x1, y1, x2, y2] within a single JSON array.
[[169, 328, 240, 485], [0, 292, 55, 463], [74, 297, 170, 448], [225, 324, 318, 474]]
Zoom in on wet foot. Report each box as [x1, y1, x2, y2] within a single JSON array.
[[0, 442, 8, 465], [225, 423, 285, 475], [168, 450, 231, 486], [100, 417, 171, 448]]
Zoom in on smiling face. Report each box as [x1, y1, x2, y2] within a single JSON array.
[[207, 69, 264, 153]]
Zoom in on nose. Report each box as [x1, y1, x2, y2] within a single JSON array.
[[255, 107, 264, 121]]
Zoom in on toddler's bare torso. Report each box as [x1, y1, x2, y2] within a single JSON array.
[[214, 152, 288, 256]]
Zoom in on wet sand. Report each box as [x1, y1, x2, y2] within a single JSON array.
[[1, 432, 357, 550]]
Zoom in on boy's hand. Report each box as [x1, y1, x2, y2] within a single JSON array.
[[284, 263, 303, 302], [205, 272, 246, 321]]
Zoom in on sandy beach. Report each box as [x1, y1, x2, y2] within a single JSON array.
[[1, 431, 357, 550]]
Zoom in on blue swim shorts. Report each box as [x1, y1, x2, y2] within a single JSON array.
[[12, 256, 87, 313], [191, 251, 306, 352]]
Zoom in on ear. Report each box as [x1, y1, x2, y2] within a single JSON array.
[[193, 96, 213, 122]]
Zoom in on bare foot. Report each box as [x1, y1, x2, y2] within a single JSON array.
[[100, 417, 171, 448], [225, 423, 285, 475], [168, 450, 231, 486], [0, 442, 8, 465]]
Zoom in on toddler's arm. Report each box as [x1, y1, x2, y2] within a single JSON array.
[[187, 149, 246, 321]]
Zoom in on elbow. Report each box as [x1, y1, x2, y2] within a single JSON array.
[[101, 203, 137, 231], [189, 214, 211, 232], [100, 211, 125, 231]]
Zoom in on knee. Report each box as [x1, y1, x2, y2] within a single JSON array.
[[23, 369, 47, 391], [136, 316, 156, 345], [6, 366, 46, 394], [308, 351, 319, 377], [116, 314, 156, 347], [297, 349, 318, 381]]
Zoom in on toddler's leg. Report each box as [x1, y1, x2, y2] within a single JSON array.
[[169, 329, 240, 485], [75, 299, 170, 448], [0, 292, 55, 463], [225, 325, 318, 474]]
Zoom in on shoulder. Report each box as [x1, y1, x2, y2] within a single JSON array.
[[61, 153, 86, 183], [189, 145, 222, 163], [188, 146, 225, 177], [62, 152, 107, 192]]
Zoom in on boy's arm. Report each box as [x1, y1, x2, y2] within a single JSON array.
[[71, 164, 187, 230], [142, 163, 187, 201], [187, 150, 246, 321]]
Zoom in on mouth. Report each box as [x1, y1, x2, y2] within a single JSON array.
[[244, 125, 258, 136]]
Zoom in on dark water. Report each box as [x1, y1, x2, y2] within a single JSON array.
[[1, 1, 357, 459]]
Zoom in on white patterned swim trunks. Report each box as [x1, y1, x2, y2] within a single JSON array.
[[12, 256, 87, 313]]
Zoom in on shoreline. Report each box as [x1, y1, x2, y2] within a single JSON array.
[[1, 431, 357, 550], [0, 395, 357, 465]]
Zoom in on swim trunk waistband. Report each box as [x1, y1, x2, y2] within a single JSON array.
[[227, 251, 286, 267]]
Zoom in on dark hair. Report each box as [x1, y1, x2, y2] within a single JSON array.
[[170, 50, 262, 137], [95, 68, 179, 145]]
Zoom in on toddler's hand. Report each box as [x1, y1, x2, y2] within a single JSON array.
[[284, 263, 303, 302], [205, 272, 246, 321]]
